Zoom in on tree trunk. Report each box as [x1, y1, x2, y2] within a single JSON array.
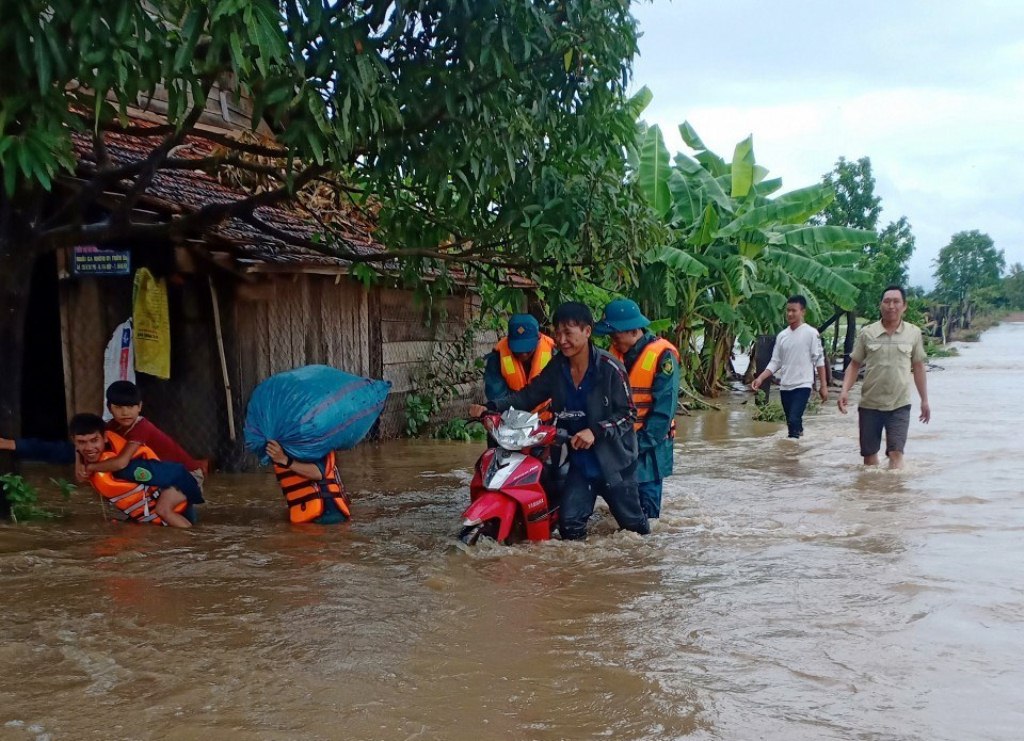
[[0, 232, 35, 518], [843, 311, 857, 370], [753, 334, 775, 401]]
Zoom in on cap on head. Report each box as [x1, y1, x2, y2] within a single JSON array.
[[506, 313, 540, 353], [594, 298, 650, 336]]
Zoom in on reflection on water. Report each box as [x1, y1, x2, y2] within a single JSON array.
[[3, 323, 1024, 740]]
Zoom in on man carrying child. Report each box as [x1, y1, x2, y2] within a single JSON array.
[[2, 381, 205, 527]]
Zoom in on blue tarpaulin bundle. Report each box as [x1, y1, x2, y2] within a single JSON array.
[[244, 365, 391, 464]]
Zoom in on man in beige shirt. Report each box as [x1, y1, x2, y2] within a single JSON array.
[[838, 285, 931, 469]]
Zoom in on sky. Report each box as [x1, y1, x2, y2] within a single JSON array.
[[629, 0, 1024, 288]]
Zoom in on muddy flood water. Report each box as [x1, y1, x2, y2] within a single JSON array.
[[2, 321, 1023, 741]]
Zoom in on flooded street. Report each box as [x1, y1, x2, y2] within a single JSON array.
[[2, 321, 1023, 741]]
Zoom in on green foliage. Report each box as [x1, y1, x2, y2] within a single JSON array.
[[404, 392, 440, 437], [925, 338, 959, 358], [857, 216, 915, 318], [1000, 263, 1024, 309], [933, 230, 1005, 306], [0, 474, 66, 522], [813, 156, 881, 231], [405, 325, 484, 437], [3, 0, 658, 279], [51, 477, 78, 500], [1, 0, 663, 445], [631, 122, 874, 396], [813, 157, 916, 320], [751, 392, 820, 422], [433, 419, 487, 442], [752, 393, 786, 423]]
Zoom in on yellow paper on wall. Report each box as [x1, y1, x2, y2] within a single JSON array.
[[132, 268, 171, 379]]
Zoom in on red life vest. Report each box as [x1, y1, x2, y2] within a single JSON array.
[[274, 451, 351, 524], [89, 431, 188, 526], [613, 337, 680, 436], [495, 333, 556, 420]]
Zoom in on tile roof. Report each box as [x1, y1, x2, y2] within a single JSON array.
[[71, 118, 384, 269], [69, 114, 534, 288]]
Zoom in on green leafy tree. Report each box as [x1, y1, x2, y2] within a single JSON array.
[[933, 230, 1005, 306], [813, 156, 881, 231], [1001, 263, 1024, 309], [632, 120, 873, 396], [856, 216, 915, 318], [811, 156, 920, 363], [0, 0, 656, 464]]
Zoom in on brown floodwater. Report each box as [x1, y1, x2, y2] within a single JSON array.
[[2, 322, 1023, 741]]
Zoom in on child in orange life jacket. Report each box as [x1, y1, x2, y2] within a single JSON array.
[[84, 381, 206, 492], [70, 413, 203, 528], [266, 440, 350, 525]]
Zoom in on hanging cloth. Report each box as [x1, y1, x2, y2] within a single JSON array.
[[132, 268, 171, 379]]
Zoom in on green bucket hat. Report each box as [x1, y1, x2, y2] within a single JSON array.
[[594, 298, 650, 335]]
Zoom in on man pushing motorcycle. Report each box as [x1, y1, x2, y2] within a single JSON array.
[[469, 302, 650, 540]]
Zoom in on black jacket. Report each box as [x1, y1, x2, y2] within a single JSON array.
[[487, 344, 638, 484]]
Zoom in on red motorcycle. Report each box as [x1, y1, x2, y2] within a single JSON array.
[[458, 409, 568, 546]]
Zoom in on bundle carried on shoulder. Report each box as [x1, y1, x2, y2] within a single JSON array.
[[244, 365, 391, 464]]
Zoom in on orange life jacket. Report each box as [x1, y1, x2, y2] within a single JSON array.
[[274, 451, 351, 524], [613, 337, 680, 436], [89, 431, 188, 526], [495, 334, 556, 421]]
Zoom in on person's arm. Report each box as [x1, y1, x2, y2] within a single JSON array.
[[636, 351, 679, 453], [814, 333, 828, 401], [0, 437, 77, 464], [266, 440, 324, 480], [837, 328, 868, 413], [911, 362, 930, 422], [837, 359, 861, 414], [482, 351, 511, 403], [85, 440, 142, 474], [280, 460, 324, 480], [487, 359, 557, 413]]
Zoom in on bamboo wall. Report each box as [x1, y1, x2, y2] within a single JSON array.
[[59, 265, 222, 463], [58, 260, 492, 472], [376, 287, 495, 437]]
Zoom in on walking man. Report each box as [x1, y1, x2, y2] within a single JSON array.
[[837, 285, 931, 469], [751, 295, 827, 439]]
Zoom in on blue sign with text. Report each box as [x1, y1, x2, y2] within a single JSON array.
[[72, 246, 131, 276]]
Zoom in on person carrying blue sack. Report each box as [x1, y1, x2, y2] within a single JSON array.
[[595, 298, 680, 522], [244, 365, 390, 525], [265, 440, 351, 525], [483, 313, 557, 421]]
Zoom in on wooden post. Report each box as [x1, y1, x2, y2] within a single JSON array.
[[208, 276, 236, 441], [56, 249, 76, 423]]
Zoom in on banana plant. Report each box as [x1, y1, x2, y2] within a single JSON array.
[[633, 118, 874, 396]]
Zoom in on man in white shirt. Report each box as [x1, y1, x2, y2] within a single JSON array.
[[751, 295, 828, 439]]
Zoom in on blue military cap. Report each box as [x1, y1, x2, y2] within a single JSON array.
[[507, 313, 541, 353]]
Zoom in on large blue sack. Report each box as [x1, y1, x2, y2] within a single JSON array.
[[244, 365, 391, 465]]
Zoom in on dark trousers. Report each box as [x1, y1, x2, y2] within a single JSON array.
[[559, 465, 649, 540], [637, 479, 664, 519], [779, 387, 812, 438]]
